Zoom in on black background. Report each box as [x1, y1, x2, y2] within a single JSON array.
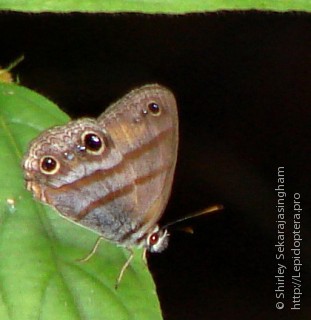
[[1, 11, 310, 320]]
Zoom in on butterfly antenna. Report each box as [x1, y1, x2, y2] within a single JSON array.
[[162, 204, 224, 229]]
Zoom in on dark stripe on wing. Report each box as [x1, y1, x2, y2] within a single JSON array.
[[55, 127, 172, 193], [74, 165, 169, 221]]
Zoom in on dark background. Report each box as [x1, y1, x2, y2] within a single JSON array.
[[1, 11, 310, 319]]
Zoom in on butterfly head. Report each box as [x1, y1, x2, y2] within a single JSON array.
[[144, 225, 169, 253]]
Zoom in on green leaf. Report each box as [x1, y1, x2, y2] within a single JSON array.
[[0, 0, 310, 13], [0, 83, 162, 320]]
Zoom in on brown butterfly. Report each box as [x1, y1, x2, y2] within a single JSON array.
[[23, 84, 222, 288]]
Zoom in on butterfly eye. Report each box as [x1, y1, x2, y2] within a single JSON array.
[[40, 156, 60, 175], [148, 232, 159, 246], [148, 102, 161, 116], [147, 228, 169, 253], [82, 132, 105, 155]]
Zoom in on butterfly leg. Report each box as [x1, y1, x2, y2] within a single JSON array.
[[78, 236, 103, 263], [115, 248, 134, 289], [142, 248, 148, 264]]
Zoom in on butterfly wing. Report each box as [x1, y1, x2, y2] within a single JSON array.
[[23, 84, 178, 247], [98, 84, 178, 241]]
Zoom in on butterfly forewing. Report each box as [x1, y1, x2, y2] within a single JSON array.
[[97, 84, 178, 242]]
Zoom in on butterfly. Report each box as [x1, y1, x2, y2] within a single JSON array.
[[23, 84, 222, 288]]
